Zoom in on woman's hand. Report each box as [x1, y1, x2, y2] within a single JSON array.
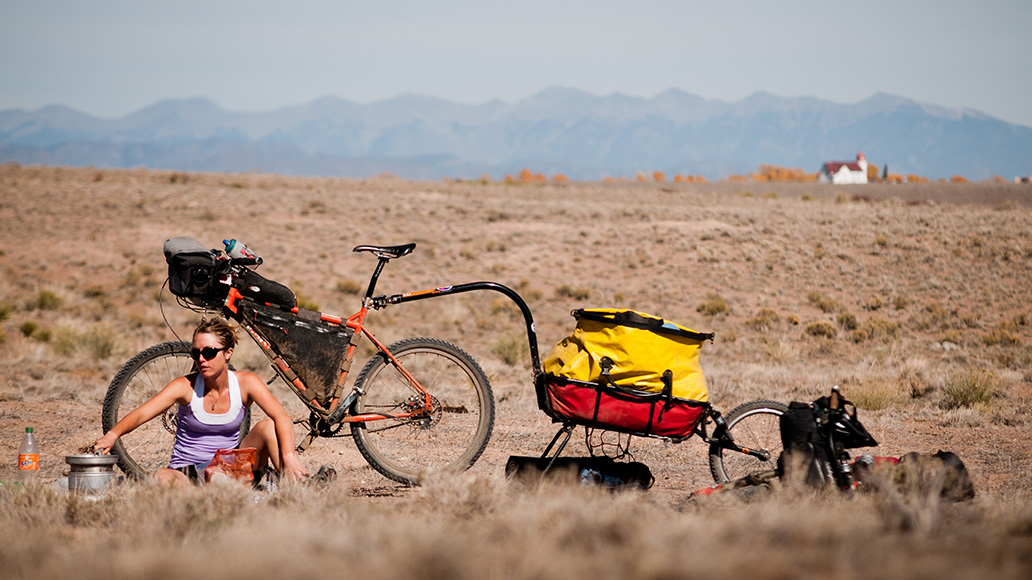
[[94, 431, 118, 455], [240, 371, 310, 482], [281, 451, 309, 482], [96, 377, 189, 455]]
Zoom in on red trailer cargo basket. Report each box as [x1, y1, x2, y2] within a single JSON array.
[[539, 373, 707, 440]]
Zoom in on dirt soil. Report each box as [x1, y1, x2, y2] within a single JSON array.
[[1, 165, 1031, 504]]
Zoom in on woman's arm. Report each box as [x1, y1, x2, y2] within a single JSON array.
[[239, 373, 309, 481], [95, 377, 192, 454]]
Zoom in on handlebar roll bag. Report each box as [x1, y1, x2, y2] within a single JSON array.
[[163, 237, 217, 301]]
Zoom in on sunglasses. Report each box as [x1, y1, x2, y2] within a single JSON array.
[[190, 346, 226, 361]]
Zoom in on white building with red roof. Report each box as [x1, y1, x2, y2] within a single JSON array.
[[818, 152, 868, 184]]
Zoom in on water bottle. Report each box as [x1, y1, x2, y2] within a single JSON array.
[[18, 427, 39, 481], [223, 239, 261, 263]]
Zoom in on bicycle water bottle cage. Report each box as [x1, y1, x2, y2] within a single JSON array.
[[353, 243, 416, 259]]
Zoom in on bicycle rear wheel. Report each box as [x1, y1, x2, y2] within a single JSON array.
[[350, 337, 494, 485], [102, 341, 250, 479], [708, 399, 787, 484]]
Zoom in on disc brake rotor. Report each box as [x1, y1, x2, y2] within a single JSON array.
[[404, 393, 443, 430]]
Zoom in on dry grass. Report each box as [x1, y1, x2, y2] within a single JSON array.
[[1, 165, 1032, 578], [2, 475, 1031, 580], [941, 366, 1002, 410]]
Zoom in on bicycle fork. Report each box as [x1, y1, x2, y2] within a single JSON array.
[[701, 410, 773, 462]]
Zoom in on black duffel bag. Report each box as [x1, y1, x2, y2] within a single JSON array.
[[505, 455, 654, 490]]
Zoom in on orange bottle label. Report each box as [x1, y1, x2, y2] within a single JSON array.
[[18, 454, 39, 470]]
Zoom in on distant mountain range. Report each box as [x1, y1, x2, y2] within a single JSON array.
[[2, 87, 1030, 181]]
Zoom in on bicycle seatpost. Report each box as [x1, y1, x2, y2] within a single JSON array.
[[353, 243, 416, 300], [364, 256, 390, 300]]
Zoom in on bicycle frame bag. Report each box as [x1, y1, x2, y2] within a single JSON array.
[[164, 237, 218, 302], [543, 309, 713, 401], [237, 299, 353, 410]]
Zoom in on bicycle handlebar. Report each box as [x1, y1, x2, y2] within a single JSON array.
[[229, 256, 262, 267]]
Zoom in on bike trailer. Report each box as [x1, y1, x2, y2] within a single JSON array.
[[537, 309, 714, 439]]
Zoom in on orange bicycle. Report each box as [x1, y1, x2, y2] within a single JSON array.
[[102, 239, 526, 485]]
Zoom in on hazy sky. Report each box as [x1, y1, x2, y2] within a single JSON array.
[[2, 1, 1030, 127]]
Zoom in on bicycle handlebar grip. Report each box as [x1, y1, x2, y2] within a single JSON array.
[[230, 257, 262, 266]]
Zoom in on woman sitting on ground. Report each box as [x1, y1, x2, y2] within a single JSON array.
[[95, 317, 309, 485]]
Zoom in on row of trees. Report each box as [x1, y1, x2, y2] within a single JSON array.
[[876, 164, 976, 184], [501, 169, 569, 184], [479, 164, 1002, 185], [604, 171, 709, 183], [498, 169, 711, 184]]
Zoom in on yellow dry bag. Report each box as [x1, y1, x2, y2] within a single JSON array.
[[542, 309, 713, 401]]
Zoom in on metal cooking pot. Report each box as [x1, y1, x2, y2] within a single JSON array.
[[65, 454, 119, 492]]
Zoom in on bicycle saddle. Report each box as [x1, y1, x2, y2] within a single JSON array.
[[353, 243, 416, 259]]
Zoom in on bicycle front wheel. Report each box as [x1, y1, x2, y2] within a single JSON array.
[[350, 337, 494, 485], [102, 341, 251, 479], [709, 399, 788, 484], [102, 342, 192, 479]]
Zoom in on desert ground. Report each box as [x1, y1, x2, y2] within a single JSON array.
[[1, 163, 1031, 579]]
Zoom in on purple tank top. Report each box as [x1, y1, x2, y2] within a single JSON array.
[[168, 371, 247, 469]]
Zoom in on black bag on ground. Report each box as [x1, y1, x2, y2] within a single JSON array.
[[163, 237, 218, 302], [897, 450, 975, 502], [237, 299, 353, 409], [505, 456, 654, 490]]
